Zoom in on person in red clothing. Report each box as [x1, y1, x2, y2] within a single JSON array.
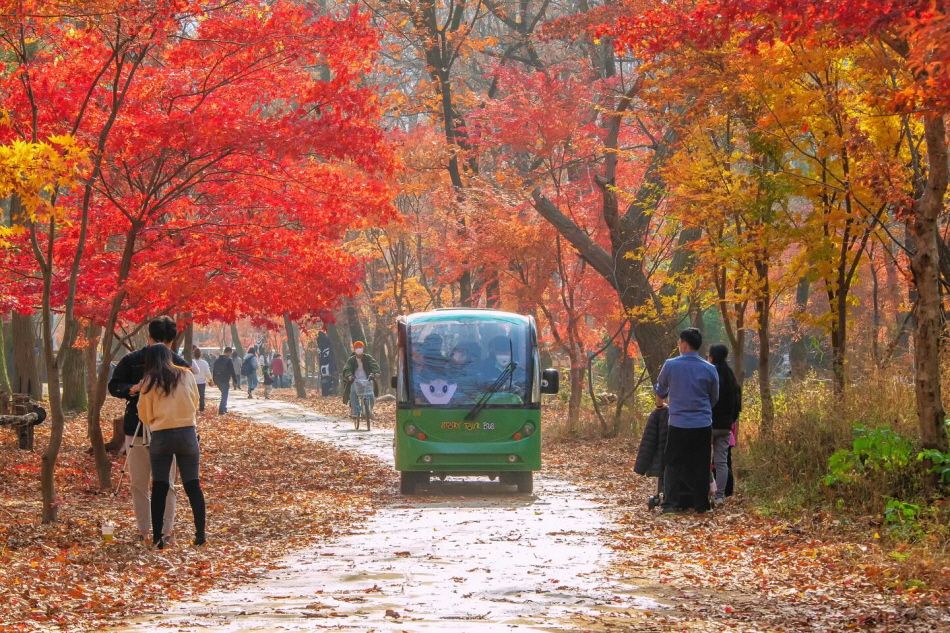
[[271, 353, 285, 388]]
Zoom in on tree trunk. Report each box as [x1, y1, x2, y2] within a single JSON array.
[[756, 263, 775, 436], [789, 277, 810, 380], [911, 114, 947, 451], [38, 259, 64, 523], [84, 322, 110, 490], [567, 363, 584, 434], [283, 314, 307, 398], [372, 314, 391, 394], [230, 322, 244, 358], [11, 312, 41, 399], [345, 298, 367, 346], [326, 319, 348, 372], [0, 316, 10, 392], [183, 320, 194, 363], [829, 287, 847, 393], [61, 317, 87, 411]]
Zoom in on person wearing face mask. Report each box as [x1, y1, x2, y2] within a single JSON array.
[[479, 336, 521, 394], [341, 341, 380, 420]]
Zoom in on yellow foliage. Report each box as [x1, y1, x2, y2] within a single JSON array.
[[0, 135, 88, 230]]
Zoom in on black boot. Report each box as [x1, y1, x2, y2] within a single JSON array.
[[151, 480, 170, 547], [184, 478, 206, 546]]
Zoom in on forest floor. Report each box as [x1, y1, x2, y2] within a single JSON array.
[[270, 388, 950, 632], [0, 398, 391, 633], [3, 388, 947, 632]]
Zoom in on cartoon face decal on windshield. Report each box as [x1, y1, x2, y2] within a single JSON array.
[[419, 380, 457, 405]]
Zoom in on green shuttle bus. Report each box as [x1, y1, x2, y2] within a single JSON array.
[[392, 308, 559, 495]]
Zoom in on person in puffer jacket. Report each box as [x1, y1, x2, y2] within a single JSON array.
[[634, 404, 670, 506]]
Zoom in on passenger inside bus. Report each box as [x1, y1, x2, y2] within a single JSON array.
[[480, 336, 524, 393], [414, 333, 446, 402], [411, 324, 528, 406]]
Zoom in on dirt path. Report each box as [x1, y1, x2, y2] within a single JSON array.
[[116, 393, 661, 632]]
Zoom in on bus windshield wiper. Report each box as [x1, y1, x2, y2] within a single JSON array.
[[464, 362, 516, 421]]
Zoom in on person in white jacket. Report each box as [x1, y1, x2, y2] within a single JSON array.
[[190, 348, 213, 412]]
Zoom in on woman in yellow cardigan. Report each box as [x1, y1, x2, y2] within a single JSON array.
[[137, 344, 206, 547]]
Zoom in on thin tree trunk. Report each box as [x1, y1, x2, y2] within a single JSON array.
[[829, 288, 847, 394], [345, 298, 367, 345], [61, 316, 87, 411], [567, 363, 584, 434], [911, 114, 947, 451], [372, 313, 391, 394], [84, 323, 110, 489], [0, 316, 10, 392], [183, 320, 194, 363], [789, 277, 810, 380], [230, 322, 244, 358], [283, 315, 307, 398], [11, 312, 41, 398], [756, 262, 774, 436]]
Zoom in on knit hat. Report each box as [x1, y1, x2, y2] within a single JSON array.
[[353, 341, 365, 349]]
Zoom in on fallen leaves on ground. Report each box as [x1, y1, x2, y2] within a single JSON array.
[[545, 437, 949, 632], [0, 400, 394, 632]]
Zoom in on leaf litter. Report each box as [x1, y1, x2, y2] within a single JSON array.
[[544, 436, 949, 632], [0, 399, 393, 632]]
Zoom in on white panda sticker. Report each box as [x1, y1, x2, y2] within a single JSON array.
[[420, 380, 457, 405]]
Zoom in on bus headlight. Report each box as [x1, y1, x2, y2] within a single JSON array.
[[507, 455, 517, 463], [405, 424, 418, 436], [521, 422, 535, 436], [422, 455, 433, 463]]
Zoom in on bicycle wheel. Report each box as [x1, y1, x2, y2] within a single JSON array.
[[362, 396, 372, 431]]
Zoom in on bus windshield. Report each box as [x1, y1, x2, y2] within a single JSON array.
[[407, 319, 530, 407]]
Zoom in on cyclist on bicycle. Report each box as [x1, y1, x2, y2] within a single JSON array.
[[342, 341, 380, 421]]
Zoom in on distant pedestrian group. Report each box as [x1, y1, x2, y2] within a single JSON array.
[[635, 327, 742, 513]]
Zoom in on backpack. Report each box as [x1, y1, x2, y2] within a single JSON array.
[[241, 354, 254, 376]]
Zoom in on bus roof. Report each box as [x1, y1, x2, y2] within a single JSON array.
[[402, 308, 531, 326]]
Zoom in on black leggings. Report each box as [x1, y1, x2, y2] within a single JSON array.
[[152, 479, 205, 545]]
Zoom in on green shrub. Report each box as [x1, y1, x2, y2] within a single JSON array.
[[823, 427, 916, 487]]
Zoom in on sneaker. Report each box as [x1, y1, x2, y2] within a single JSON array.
[[713, 496, 725, 508], [194, 534, 206, 547]]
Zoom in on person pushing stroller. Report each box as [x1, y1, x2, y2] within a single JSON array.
[[634, 401, 670, 509]]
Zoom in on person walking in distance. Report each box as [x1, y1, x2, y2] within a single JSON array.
[[137, 344, 207, 548], [212, 347, 239, 415], [231, 347, 243, 390], [108, 316, 184, 543], [271, 353, 285, 388], [242, 345, 260, 398], [654, 328, 719, 513], [190, 347, 212, 412]]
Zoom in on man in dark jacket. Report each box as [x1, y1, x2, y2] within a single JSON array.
[[212, 347, 239, 415], [108, 316, 185, 542]]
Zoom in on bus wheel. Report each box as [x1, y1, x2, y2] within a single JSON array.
[[514, 472, 533, 494], [400, 471, 426, 495]]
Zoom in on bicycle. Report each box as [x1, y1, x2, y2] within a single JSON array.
[[353, 376, 375, 431]]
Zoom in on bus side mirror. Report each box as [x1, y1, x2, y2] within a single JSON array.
[[391, 375, 398, 389], [540, 368, 559, 394]]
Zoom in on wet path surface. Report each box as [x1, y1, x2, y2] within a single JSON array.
[[118, 394, 660, 632]]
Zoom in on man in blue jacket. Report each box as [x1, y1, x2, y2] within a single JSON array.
[[654, 327, 719, 513]]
